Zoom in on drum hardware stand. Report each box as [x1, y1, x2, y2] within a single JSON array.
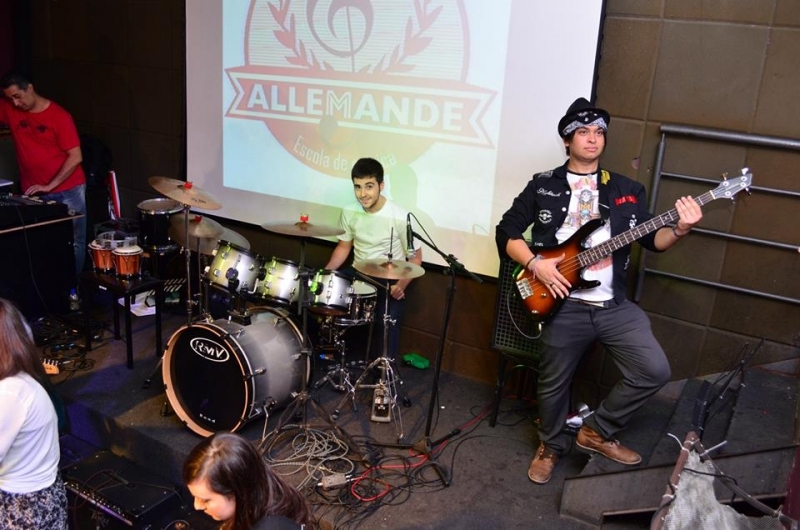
[[224, 275, 252, 326], [313, 318, 358, 393], [376, 223, 483, 486], [263, 237, 368, 464], [179, 205, 197, 327], [332, 280, 405, 441]]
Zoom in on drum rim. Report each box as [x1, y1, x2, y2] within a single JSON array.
[[137, 197, 183, 214], [112, 245, 143, 255]]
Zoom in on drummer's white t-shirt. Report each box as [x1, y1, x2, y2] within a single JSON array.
[[337, 198, 418, 263]]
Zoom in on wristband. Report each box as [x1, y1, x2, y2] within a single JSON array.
[[671, 225, 688, 238], [525, 255, 542, 277]]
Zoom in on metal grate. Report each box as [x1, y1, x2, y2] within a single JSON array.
[[491, 258, 541, 364]]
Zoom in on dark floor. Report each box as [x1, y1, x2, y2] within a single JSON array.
[[38, 297, 685, 530]]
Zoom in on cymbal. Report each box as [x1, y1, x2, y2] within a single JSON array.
[[220, 227, 250, 250], [169, 214, 224, 239], [353, 259, 425, 280], [167, 225, 218, 255], [261, 220, 344, 238], [149, 176, 222, 210]]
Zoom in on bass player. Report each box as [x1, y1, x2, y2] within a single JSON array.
[[495, 97, 702, 485]]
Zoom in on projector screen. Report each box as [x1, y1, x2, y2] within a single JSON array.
[[186, 0, 604, 277]]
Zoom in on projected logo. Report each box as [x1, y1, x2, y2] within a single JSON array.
[[226, 0, 495, 176]]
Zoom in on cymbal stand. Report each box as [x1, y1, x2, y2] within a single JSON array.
[[264, 237, 367, 463], [332, 282, 405, 442], [195, 240, 214, 322], [180, 204, 195, 327], [143, 204, 195, 389]]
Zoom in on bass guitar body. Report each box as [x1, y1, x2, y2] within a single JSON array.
[[514, 219, 603, 323]]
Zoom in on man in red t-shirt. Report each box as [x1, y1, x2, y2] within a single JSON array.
[[0, 72, 87, 277]]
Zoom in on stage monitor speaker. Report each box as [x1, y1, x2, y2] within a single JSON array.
[[63, 450, 181, 529], [491, 257, 542, 365]]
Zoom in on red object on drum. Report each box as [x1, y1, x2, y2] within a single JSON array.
[[184, 181, 193, 189], [300, 213, 309, 222]]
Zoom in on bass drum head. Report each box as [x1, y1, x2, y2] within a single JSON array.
[[163, 308, 308, 437]]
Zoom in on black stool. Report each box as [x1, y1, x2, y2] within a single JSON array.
[[80, 271, 164, 369]]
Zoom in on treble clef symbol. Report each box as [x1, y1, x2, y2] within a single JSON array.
[[307, 0, 374, 71]]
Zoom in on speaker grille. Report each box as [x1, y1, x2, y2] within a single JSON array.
[[492, 258, 542, 364]]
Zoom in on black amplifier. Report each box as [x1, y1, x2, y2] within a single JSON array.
[[63, 450, 181, 528]]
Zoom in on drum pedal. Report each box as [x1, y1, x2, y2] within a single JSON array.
[[370, 386, 391, 423]]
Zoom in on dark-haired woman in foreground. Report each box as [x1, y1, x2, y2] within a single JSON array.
[[184, 433, 312, 529]]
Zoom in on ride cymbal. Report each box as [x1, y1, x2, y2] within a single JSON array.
[[353, 259, 425, 280], [261, 220, 344, 238], [149, 176, 222, 210]]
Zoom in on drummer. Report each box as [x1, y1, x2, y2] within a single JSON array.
[[324, 158, 422, 360]]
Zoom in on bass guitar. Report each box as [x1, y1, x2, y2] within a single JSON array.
[[514, 170, 753, 323]]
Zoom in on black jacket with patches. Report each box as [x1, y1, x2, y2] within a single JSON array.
[[496, 162, 664, 301]]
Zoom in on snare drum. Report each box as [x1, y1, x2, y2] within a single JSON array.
[[112, 245, 143, 279], [308, 270, 352, 316], [204, 240, 263, 294], [253, 257, 300, 306], [336, 280, 378, 326], [88, 240, 115, 273], [138, 198, 183, 250]]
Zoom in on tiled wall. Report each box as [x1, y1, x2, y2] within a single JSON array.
[[21, 0, 799, 392], [578, 0, 800, 401]]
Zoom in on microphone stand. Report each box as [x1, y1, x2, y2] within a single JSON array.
[[376, 221, 483, 487]]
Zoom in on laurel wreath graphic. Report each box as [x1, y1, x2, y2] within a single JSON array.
[[268, 0, 441, 73]]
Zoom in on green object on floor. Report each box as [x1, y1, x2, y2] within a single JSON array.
[[402, 352, 429, 369]]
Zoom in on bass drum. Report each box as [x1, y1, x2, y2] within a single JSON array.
[[163, 307, 309, 437]]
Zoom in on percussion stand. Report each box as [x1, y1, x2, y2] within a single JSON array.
[[264, 237, 367, 463], [378, 228, 483, 486], [332, 283, 405, 442]]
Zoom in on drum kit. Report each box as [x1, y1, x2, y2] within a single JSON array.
[[139, 177, 425, 443]]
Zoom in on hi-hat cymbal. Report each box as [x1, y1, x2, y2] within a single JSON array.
[[149, 176, 222, 210], [354, 259, 425, 280], [169, 214, 224, 239], [261, 220, 344, 238], [167, 225, 218, 255]]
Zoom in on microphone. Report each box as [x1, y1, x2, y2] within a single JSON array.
[[406, 213, 415, 255]]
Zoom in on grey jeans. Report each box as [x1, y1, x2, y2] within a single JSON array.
[[537, 299, 670, 455]]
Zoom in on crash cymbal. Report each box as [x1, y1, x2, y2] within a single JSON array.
[[149, 176, 222, 210], [169, 214, 224, 239], [261, 220, 344, 238], [353, 259, 425, 280], [167, 225, 218, 255], [220, 227, 250, 250]]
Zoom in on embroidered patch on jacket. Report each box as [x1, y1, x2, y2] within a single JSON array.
[[538, 209, 553, 224], [615, 195, 637, 206], [600, 169, 611, 185]]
